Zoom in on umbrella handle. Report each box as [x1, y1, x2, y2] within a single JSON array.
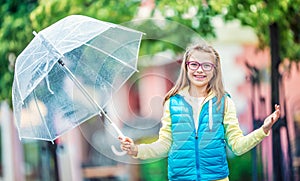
[[111, 145, 127, 156], [110, 122, 128, 156], [111, 134, 127, 156]]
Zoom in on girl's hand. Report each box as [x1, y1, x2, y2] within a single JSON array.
[[118, 136, 138, 157], [262, 104, 280, 134]]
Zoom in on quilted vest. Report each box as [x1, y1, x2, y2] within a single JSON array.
[[168, 94, 229, 181]]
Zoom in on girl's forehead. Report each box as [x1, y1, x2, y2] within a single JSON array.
[[189, 51, 215, 62]]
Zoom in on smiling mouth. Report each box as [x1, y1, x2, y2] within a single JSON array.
[[194, 75, 206, 79]]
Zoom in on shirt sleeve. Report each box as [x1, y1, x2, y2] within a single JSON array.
[[135, 99, 172, 160], [224, 97, 269, 156]]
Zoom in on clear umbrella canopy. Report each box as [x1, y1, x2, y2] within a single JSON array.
[[12, 15, 143, 142]]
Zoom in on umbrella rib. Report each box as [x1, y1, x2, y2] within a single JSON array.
[[33, 89, 53, 140], [76, 60, 116, 91], [53, 21, 90, 48], [98, 33, 141, 70], [53, 16, 113, 49], [84, 43, 138, 72], [17, 51, 50, 75]]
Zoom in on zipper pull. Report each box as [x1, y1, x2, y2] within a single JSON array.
[[195, 132, 198, 139]]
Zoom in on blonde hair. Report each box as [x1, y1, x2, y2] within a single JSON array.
[[163, 43, 225, 105]]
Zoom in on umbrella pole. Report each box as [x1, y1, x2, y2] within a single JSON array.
[[57, 59, 125, 138], [58, 59, 127, 156]]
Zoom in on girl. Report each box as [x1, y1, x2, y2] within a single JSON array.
[[119, 43, 280, 181]]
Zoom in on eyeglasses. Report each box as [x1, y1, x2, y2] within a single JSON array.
[[186, 61, 215, 71]]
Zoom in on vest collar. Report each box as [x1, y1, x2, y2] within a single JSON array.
[[178, 86, 215, 102], [178, 86, 215, 131]]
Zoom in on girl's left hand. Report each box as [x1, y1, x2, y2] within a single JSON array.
[[262, 104, 280, 134]]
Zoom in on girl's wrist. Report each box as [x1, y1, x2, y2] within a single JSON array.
[[132, 144, 138, 157], [262, 125, 270, 135]]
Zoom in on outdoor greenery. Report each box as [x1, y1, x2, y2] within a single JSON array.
[[156, 0, 300, 61], [1, 0, 299, 106], [0, 0, 38, 105], [227, 151, 263, 181], [220, 0, 300, 61]]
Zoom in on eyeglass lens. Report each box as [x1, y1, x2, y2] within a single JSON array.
[[187, 61, 214, 71]]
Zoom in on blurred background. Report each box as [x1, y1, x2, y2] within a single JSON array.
[[0, 0, 300, 180]]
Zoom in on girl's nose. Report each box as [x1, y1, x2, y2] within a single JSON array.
[[196, 66, 204, 72]]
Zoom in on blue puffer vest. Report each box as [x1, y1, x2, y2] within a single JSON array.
[[168, 94, 229, 181]]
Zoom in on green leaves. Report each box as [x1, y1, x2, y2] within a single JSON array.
[[1, 0, 299, 106], [214, 0, 300, 61], [0, 1, 38, 106], [156, 0, 217, 39]]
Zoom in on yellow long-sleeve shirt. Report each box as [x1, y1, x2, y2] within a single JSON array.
[[136, 88, 269, 181]]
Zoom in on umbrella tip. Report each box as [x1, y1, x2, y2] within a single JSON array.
[[32, 31, 38, 36]]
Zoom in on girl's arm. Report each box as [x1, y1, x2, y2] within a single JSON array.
[[224, 97, 280, 156], [119, 100, 172, 159]]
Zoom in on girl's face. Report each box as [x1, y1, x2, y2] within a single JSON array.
[[186, 50, 215, 90]]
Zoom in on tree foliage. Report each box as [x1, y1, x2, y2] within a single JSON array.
[[1, 0, 299, 105], [155, 0, 300, 61], [155, 0, 218, 39], [0, 0, 38, 105], [211, 0, 300, 61], [29, 0, 140, 31]]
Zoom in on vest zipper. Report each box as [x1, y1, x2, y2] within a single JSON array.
[[192, 106, 200, 180], [184, 95, 204, 180], [195, 97, 207, 139], [195, 131, 200, 180], [195, 109, 201, 180]]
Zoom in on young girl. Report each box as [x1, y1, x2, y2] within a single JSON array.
[[119, 43, 280, 181]]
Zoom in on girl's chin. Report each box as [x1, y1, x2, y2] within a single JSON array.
[[192, 78, 208, 84], [190, 81, 208, 88]]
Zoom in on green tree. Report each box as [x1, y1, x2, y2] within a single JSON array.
[[155, 0, 300, 61], [213, 0, 300, 61], [0, 0, 38, 105], [29, 0, 140, 31], [155, 0, 218, 39]]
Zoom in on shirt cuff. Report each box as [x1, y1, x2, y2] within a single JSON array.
[[258, 126, 270, 137], [132, 145, 142, 159]]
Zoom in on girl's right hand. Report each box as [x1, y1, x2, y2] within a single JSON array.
[[118, 136, 138, 157]]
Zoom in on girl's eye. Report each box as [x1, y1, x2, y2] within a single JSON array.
[[203, 64, 211, 69], [190, 63, 198, 67]]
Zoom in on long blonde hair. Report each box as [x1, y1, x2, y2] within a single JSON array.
[[163, 43, 225, 105]]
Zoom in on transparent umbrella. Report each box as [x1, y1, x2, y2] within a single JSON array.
[[12, 15, 143, 154]]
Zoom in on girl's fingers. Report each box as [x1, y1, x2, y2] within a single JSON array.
[[120, 143, 130, 150], [118, 136, 137, 155], [119, 138, 134, 150], [275, 104, 280, 112], [273, 104, 280, 116]]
